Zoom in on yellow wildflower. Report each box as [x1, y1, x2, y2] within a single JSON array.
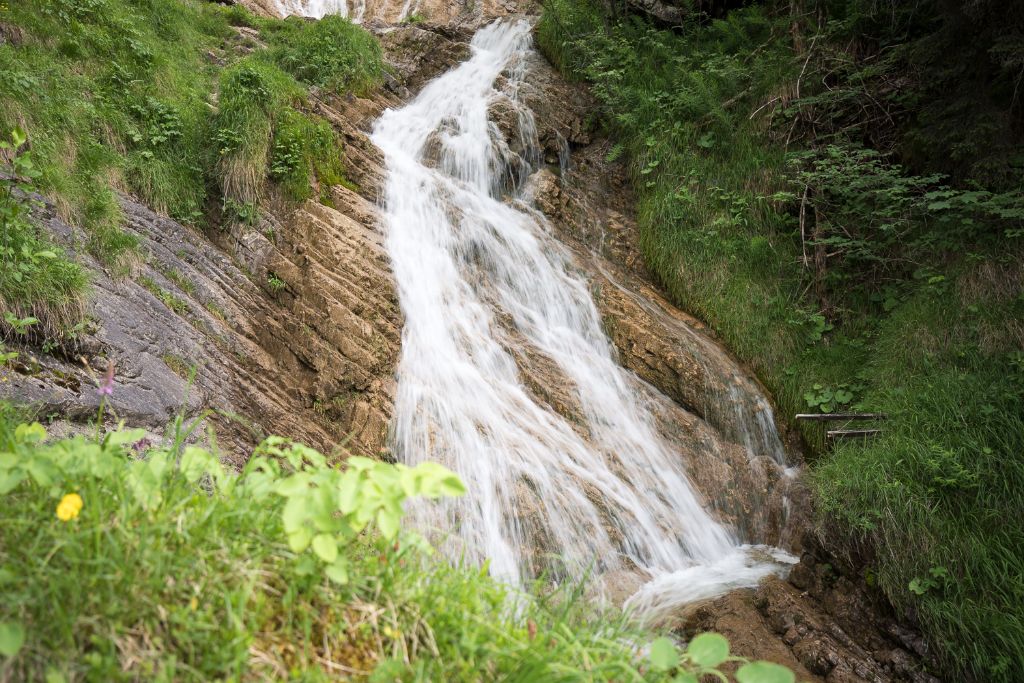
[[56, 493, 83, 521]]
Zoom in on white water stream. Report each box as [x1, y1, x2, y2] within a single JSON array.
[[372, 19, 792, 619], [270, 0, 377, 22], [272, 0, 350, 19]]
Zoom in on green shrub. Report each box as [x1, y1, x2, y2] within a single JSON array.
[[269, 108, 346, 201], [213, 58, 301, 208], [267, 15, 384, 95]]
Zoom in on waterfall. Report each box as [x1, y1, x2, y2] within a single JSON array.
[[272, 0, 350, 19], [371, 19, 792, 618]]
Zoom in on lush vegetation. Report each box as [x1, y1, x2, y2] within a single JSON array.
[[0, 0, 383, 329], [538, 0, 1024, 679], [0, 129, 87, 338], [0, 397, 795, 682]]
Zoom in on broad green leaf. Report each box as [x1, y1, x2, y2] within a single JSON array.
[[337, 470, 360, 513], [242, 470, 276, 501], [324, 558, 349, 584], [288, 527, 312, 553], [23, 458, 55, 487], [673, 674, 698, 683], [434, 474, 466, 497], [0, 621, 25, 657], [686, 633, 729, 668], [413, 462, 466, 497], [377, 508, 400, 540], [736, 661, 795, 683], [14, 422, 46, 444], [311, 534, 338, 563], [282, 496, 307, 533], [0, 453, 19, 470], [399, 467, 419, 498], [346, 456, 376, 472], [289, 443, 326, 468], [180, 447, 214, 483], [649, 637, 679, 671], [276, 472, 311, 497], [104, 428, 147, 448]]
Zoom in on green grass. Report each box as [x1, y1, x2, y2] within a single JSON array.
[[262, 14, 384, 96], [811, 268, 1024, 678], [0, 406, 796, 682], [0, 0, 381, 307], [0, 0, 232, 252], [0, 132, 88, 336], [538, 1, 1024, 679], [138, 275, 189, 315]]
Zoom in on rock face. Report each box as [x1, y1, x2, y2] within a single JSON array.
[[684, 540, 942, 683], [4, 180, 399, 461]]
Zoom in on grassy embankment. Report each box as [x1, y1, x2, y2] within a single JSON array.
[[0, 0, 381, 335], [0, 402, 794, 682], [537, 1, 1024, 679]]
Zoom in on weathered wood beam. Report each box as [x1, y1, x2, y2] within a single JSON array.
[[795, 413, 888, 422], [827, 429, 882, 440]]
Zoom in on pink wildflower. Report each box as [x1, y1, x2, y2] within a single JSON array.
[[97, 360, 114, 396]]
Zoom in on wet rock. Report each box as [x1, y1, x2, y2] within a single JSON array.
[[379, 25, 472, 93], [682, 566, 940, 683]]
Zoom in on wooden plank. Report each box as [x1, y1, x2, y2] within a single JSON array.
[[795, 413, 888, 422], [827, 429, 882, 440]]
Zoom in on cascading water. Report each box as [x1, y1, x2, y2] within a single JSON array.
[[372, 19, 792, 620], [272, 0, 351, 19]]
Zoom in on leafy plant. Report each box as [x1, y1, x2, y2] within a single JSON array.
[[648, 633, 794, 683], [909, 566, 949, 596], [221, 197, 259, 227], [267, 272, 286, 294], [138, 275, 188, 315], [0, 312, 35, 367], [788, 144, 1024, 304], [268, 108, 345, 201], [803, 383, 857, 413], [243, 436, 466, 583]]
